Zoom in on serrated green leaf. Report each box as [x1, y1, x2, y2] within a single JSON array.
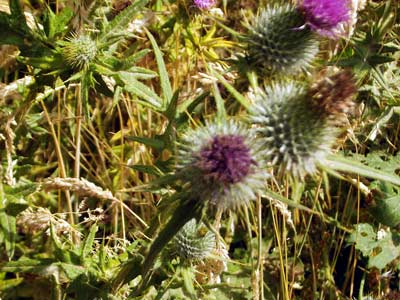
[[324, 153, 400, 186], [348, 224, 400, 269], [125, 136, 165, 150], [129, 165, 161, 176], [118, 71, 163, 109], [99, 0, 148, 44], [0, 257, 55, 273], [43, 6, 73, 39], [145, 28, 172, 108], [81, 224, 98, 262], [0, 210, 16, 259]]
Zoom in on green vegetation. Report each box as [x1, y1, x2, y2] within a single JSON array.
[[0, 0, 399, 299]]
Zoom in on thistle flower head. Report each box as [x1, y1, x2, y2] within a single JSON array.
[[193, 0, 215, 10], [62, 34, 97, 70], [300, 0, 350, 37], [172, 219, 215, 262], [249, 82, 338, 179], [309, 69, 357, 119], [245, 4, 319, 75], [177, 120, 268, 209]]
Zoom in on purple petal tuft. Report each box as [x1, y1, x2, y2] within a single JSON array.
[[193, 0, 215, 10], [197, 135, 253, 185], [300, 0, 350, 37]]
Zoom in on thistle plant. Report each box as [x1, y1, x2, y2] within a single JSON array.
[[177, 120, 269, 210], [172, 218, 215, 262], [249, 70, 356, 179], [244, 0, 350, 75], [244, 4, 319, 75], [62, 33, 97, 70]]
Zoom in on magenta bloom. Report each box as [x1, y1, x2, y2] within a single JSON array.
[[193, 0, 215, 10], [197, 135, 253, 185], [300, 0, 350, 37]]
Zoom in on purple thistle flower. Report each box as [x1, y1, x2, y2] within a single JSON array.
[[300, 0, 350, 37], [197, 135, 253, 185], [177, 120, 268, 210], [193, 0, 215, 10]]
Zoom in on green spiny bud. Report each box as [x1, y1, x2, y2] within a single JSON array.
[[249, 81, 337, 179], [172, 219, 215, 262], [62, 34, 97, 70], [245, 4, 319, 75]]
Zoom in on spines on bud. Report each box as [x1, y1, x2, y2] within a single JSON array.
[[172, 219, 215, 262], [249, 82, 337, 179], [244, 4, 319, 75], [62, 34, 97, 70]]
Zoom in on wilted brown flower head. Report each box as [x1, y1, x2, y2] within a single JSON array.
[[309, 69, 357, 118]]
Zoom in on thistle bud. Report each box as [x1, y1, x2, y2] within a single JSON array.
[[172, 219, 215, 262], [62, 34, 97, 70], [244, 4, 319, 75], [249, 82, 338, 178]]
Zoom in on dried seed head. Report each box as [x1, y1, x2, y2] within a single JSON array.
[[309, 70, 357, 118], [17, 207, 74, 236]]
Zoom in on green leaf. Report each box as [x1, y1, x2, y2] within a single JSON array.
[[0, 210, 16, 260], [125, 136, 165, 151], [3, 182, 38, 198], [99, 0, 148, 44], [145, 28, 173, 109], [118, 71, 163, 109], [0, 257, 55, 273], [181, 266, 197, 300], [164, 90, 179, 121], [0, 278, 24, 291], [212, 81, 227, 123], [347, 224, 400, 269], [369, 181, 400, 227], [8, 0, 30, 35], [130, 164, 162, 176], [43, 6, 73, 39], [81, 224, 98, 262], [347, 223, 377, 256], [58, 263, 86, 281], [324, 153, 400, 186]]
